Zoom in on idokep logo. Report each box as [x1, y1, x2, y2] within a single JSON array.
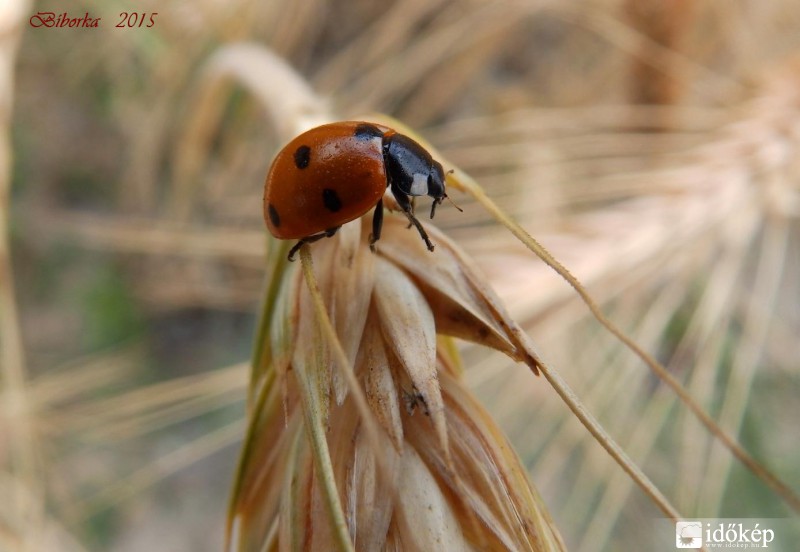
[[675, 520, 777, 549], [676, 521, 703, 548]]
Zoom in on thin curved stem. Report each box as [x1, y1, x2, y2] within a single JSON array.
[[456, 170, 800, 514]]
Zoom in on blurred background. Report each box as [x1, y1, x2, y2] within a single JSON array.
[[3, 0, 800, 550]]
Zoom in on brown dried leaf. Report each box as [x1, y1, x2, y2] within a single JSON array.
[[293, 276, 331, 426], [279, 428, 312, 552], [394, 444, 472, 552], [359, 310, 404, 451], [376, 217, 522, 362], [405, 368, 566, 551], [229, 376, 297, 552], [348, 429, 400, 552], [269, 266, 299, 411], [373, 257, 448, 457], [330, 221, 375, 405]]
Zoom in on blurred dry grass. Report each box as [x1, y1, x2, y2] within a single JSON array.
[[3, 0, 800, 550]]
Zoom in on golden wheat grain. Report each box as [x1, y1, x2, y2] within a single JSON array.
[[228, 215, 567, 551]]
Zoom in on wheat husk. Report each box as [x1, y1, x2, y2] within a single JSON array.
[[228, 216, 566, 551]]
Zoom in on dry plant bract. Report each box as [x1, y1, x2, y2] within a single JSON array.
[[228, 215, 566, 551]]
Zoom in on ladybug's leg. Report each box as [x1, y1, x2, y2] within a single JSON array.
[[430, 196, 444, 219], [390, 183, 434, 252], [369, 198, 384, 252], [406, 197, 416, 229], [287, 226, 340, 261]]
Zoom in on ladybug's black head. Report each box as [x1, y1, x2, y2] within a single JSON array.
[[428, 160, 447, 219], [384, 133, 451, 219]]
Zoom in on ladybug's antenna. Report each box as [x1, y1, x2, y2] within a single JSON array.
[[443, 169, 462, 213], [445, 194, 463, 212]]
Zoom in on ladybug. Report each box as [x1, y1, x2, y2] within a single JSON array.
[[263, 121, 455, 260]]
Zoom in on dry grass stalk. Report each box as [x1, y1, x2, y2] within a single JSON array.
[[228, 216, 566, 551], [452, 160, 800, 514], [437, 59, 800, 546], [0, 1, 41, 550], [623, 0, 695, 106], [27, 348, 247, 530]]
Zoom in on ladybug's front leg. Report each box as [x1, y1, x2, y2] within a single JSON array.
[[287, 226, 341, 261], [369, 198, 384, 252], [406, 197, 416, 229], [390, 184, 434, 252]]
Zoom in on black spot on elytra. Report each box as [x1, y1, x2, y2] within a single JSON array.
[[353, 123, 384, 141], [293, 145, 311, 169], [322, 188, 342, 212], [268, 203, 281, 227]]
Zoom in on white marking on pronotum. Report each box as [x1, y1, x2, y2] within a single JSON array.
[[409, 173, 428, 196]]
